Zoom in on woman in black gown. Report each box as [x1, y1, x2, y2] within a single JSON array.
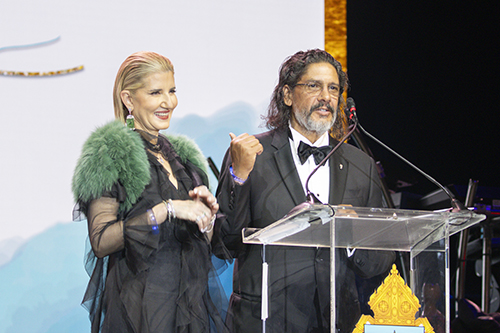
[[72, 51, 229, 332]]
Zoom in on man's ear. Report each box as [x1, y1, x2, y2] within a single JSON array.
[[120, 90, 133, 111], [283, 85, 293, 107]]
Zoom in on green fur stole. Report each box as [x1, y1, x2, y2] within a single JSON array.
[[72, 120, 208, 213]]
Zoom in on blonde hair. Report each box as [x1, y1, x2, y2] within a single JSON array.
[[113, 51, 174, 123]]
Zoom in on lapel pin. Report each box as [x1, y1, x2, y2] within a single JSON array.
[[339, 163, 344, 170]]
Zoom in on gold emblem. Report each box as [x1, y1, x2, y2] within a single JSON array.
[[352, 264, 435, 333]]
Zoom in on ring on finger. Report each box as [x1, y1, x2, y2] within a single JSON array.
[[202, 215, 216, 233]]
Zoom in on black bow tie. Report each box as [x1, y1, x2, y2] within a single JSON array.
[[297, 141, 332, 165]]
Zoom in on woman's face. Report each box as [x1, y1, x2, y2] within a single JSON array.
[[123, 71, 178, 135]]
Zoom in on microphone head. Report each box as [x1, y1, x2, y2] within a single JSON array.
[[346, 97, 355, 109], [346, 97, 356, 120]]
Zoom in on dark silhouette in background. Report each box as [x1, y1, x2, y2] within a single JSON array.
[[347, 3, 499, 328], [347, 1, 499, 197]]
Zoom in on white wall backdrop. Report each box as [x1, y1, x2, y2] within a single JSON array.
[[0, 0, 324, 331]]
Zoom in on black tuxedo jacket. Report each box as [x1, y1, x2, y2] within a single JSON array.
[[216, 128, 394, 332]]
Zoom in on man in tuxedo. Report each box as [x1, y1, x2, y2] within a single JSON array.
[[216, 49, 395, 332]]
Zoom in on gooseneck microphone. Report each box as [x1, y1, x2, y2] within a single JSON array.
[[346, 97, 357, 121], [304, 99, 358, 204], [349, 97, 467, 212]]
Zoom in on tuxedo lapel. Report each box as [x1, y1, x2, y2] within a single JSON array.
[[328, 138, 348, 204], [271, 130, 306, 206]]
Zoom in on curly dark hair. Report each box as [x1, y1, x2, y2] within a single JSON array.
[[263, 49, 349, 139]]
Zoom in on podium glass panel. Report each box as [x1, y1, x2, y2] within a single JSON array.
[[243, 204, 486, 333]]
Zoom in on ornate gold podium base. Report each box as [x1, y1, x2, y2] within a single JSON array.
[[352, 265, 436, 333]]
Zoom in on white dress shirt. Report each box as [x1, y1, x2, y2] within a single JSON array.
[[289, 126, 330, 203]]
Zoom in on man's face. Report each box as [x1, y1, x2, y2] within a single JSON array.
[[284, 62, 340, 143]]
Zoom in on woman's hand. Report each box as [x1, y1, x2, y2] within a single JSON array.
[[168, 186, 217, 232], [189, 185, 218, 216], [170, 199, 213, 232]]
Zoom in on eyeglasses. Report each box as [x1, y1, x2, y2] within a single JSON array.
[[295, 81, 340, 98]]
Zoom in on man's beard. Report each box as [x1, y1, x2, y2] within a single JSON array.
[[295, 102, 337, 135]]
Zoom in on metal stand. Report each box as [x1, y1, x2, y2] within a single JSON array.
[[482, 221, 492, 312], [455, 179, 478, 309], [261, 245, 268, 333], [330, 214, 336, 332]]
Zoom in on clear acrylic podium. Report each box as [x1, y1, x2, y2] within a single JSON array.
[[242, 204, 486, 333]]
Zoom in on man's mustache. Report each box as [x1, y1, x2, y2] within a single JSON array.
[[309, 103, 335, 115]]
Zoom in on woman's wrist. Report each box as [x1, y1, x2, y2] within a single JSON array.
[[147, 209, 159, 234], [163, 199, 176, 222]]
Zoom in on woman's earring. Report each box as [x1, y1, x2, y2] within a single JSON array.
[[126, 109, 135, 129]]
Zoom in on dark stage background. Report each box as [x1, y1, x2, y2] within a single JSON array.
[[346, 2, 499, 201]]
